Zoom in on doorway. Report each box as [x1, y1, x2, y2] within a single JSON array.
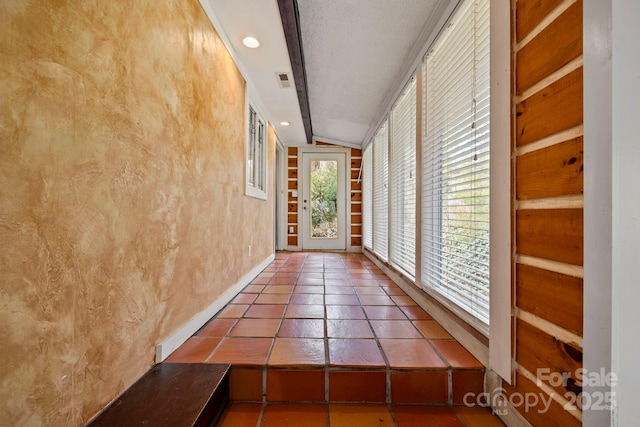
[[301, 152, 347, 250], [275, 143, 283, 250]]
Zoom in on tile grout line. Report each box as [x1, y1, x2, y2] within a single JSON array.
[[323, 259, 330, 404], [260, 255, 286, 404], [202, 252, 489, 420]]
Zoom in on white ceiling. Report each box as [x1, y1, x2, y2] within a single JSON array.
[[202, 0, 450, 147]]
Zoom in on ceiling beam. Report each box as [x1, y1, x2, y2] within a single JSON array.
[[277, 0, 313, 144]]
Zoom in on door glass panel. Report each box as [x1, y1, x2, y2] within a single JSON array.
[[310, 159, 338, 239]]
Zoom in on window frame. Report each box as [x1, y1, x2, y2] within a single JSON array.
[[421, 0, 491, 333], [371, 120, 390, 261], [245, 94, 268, 200], [389, 77, 418, 279], [362, 145, 373, 250]]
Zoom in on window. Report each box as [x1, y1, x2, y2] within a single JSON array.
[[372, 121, 389, 261], [390, 78, 417, 278], [422, 0, 490, 328], [246, 104, 268, 199], [362, 145, 373, 249]]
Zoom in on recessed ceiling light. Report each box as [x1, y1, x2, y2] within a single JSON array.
[[242, 36, 260, 49], [280, 121, 291, 126]]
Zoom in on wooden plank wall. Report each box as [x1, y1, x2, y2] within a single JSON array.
[[350, 148, 363, 247], [504, 1, 584, 426], [287, 147, 298, 246]]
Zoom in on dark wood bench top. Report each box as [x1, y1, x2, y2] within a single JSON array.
[[88, 363, 230, 427]]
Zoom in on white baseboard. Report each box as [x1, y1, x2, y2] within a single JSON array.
[[155, 254, 275, 363]]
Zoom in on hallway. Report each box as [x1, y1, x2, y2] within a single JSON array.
[[166, 251, 503, 426]]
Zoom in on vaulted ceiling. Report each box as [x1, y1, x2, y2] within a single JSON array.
[[202, 0, 453, 147]]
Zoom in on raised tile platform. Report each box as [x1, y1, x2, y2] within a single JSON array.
[[167, 252, 486, 407]]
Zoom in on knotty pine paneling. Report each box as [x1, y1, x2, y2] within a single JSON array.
[[516, 209, 583, 266], [516, 263, 583, 335], [516, 137, 583, 199], [516, 319, 582, 397], [287, 147, 298, 246], [351, 148, 362, 247], [515, 0, 564, 43], [512, 0, 584, 424], [516, 67, 583, 147], [503, 372, 582, 427], [516, 1, 583, 94]]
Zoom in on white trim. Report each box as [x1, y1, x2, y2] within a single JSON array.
[[489, 0, 513, 385], [155, 254, 275, 362], [276, 140, 287, 250], [611, 1, 640, 425]]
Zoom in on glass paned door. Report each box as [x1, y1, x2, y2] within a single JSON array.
[[301, 152, 346, 250]]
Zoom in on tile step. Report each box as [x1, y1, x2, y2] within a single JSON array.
[[229, 366, 485, 405], [88, 363, 230, 427]]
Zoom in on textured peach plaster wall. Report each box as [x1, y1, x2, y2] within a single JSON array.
[[0, 0, 275, 425]]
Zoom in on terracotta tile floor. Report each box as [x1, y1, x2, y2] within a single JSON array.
[[167, 252, 503, 426], [218, 403, 504, 427]]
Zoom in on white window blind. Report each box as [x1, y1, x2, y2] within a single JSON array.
[[390, 78, 417, 278], [422, 0, 490, 327], [362, 145, 373, 249], [372, 121, 389, 261]]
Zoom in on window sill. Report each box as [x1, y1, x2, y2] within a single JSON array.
[[245, 185, 267, 200]]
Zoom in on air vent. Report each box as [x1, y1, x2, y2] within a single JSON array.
[[276, 72, 292, 88]]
